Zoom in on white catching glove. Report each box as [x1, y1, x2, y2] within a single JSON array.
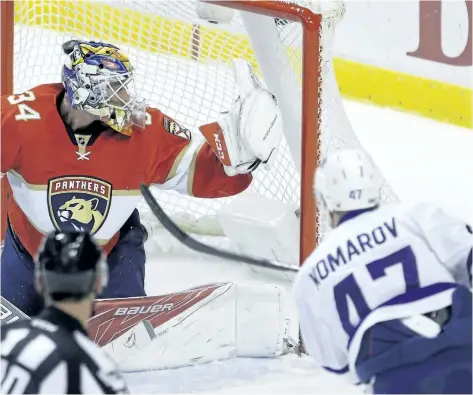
[[200, 60, 283, 176]]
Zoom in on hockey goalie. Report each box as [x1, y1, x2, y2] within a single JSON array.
[[0, 39, 282, 315], [0, 39, 290, 369]]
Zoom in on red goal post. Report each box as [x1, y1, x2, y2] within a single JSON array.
[[207, 1, 321, 264], [1, 1, 14, 244], [0, 0, 347, 264]]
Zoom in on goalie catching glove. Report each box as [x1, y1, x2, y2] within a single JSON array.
[[200, 60, 283, 176]]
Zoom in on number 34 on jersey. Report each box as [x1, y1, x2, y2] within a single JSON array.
[[7, 91, 41, 121]]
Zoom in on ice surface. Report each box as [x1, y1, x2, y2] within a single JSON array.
[[124, 355, 361, 394]]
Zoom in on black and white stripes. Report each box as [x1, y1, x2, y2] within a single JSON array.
[[1, 307, 128, 394]]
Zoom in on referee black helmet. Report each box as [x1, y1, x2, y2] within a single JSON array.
[[35, 231, 108, 301]]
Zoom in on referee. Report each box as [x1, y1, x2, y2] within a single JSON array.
[[1, 231, 129, 394]]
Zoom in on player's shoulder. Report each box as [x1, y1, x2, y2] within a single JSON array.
[[407, 202, 469, 238], [3, 317, 100, 359], [1, 318, 34, 336], [399, 201, 456, 227], [1, 317, 59, 348], [1, 83, 63, 125], [146, 106, 164, 119], [407, 201, 448, 217], [341, 201, 463, 237], [128, 106, 162, 140], [2, 317, 60, 335], [344, 201, 447, 228], [2, 83, 63, 105], [125, 106, 164, 151], [354, 202, 405, 223], [142, 106, 164, 133], [145, 107, 192, 141], [28, 83, 64, 99]]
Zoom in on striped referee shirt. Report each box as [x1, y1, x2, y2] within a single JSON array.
[[1, 306, 129, 394]]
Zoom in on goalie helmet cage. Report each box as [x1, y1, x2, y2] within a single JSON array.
[[0, 0, 396, 264]]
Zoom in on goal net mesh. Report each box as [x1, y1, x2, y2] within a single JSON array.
[[10, 0, 397, 259]]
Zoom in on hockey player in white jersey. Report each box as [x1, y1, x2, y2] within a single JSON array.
[[294, 149, 472, 394]]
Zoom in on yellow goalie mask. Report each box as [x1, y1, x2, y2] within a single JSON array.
[[62, 40, 146, 136]]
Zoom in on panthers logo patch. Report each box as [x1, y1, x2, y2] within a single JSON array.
[[48, 176, 112, 234], [163, 116, 191, 140]]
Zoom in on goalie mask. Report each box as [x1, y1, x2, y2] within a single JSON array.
[[62, 40, 146, 136]]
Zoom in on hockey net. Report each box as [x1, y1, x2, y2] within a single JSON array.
[[1, 0, 397, 264]]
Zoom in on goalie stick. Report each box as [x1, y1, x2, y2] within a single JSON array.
[[140, 184, 299, 273]]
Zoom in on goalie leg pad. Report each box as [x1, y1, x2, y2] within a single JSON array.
[[235, 283, 291, 357], [96, 282, 291, 371]]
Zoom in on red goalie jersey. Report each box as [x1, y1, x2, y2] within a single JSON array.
[[1, 84, 252, 256]]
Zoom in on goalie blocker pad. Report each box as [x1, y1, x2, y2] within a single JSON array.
[[89, 282, 290, 371]]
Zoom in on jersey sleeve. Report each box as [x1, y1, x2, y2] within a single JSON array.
[[1, 94, 21, 174], [146, 109, 252, 198], [409, 203, 473, 286], [293, 264, 349, 375]]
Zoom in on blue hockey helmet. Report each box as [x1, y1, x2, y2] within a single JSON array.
[[61, 40, 146, 136]]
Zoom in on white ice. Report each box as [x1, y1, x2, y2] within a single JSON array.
[[126, 99, 472, 394]]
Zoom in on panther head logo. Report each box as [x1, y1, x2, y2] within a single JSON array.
[[57, 196, 104, 234], [48, 177, 112, 235]]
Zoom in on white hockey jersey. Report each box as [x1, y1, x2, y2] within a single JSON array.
[[293, 202, 472, 380]]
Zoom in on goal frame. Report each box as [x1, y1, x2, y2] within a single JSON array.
[[1, 0, 14, 243], [0, 0, 321, 264]]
